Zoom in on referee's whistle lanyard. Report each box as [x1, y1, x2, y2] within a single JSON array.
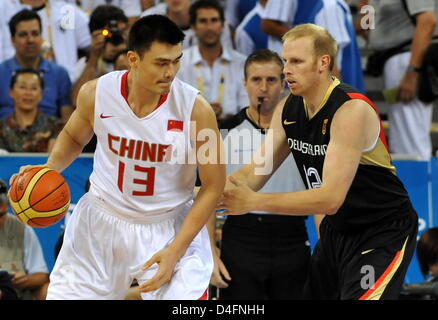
[[195, 61, 226, 106]]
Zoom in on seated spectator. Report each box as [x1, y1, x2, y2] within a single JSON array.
[[234, 0, 268, 55], [178, 0, 248, 120], [417, 228, 438, 281], [0, 1, 91, 81], [141, 0, 235, 49], [0, 179, 50, 300], [365, 0, 437, 160], [71, 5, 128, 104], [0, 9, 73, 123], [0, 68, 63, 153]]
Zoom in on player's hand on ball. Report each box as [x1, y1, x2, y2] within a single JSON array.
[[9, 164, 48, 185], [216, 176, 254, 215]]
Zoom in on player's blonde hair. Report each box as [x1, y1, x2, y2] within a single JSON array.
[[282, 24, 337, 71]]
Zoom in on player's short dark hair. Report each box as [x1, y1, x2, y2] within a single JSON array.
[[128, 15, 185, 59], [189, 0, 225, 26], [10, 68, 45, 90], [417, 228, 438, 277], [88, 5, 128, 33], [9, 9, 42, 37], [244, 49, 284, 80]]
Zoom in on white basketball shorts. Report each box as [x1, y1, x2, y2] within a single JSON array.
[[46, 193, 213, 300]]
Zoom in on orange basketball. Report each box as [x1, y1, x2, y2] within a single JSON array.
[[8, 167, 70, 228]]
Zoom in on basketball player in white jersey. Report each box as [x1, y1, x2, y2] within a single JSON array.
[[11, 15, 226, 300]]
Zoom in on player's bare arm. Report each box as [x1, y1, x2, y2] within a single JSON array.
[[227, 96, 290, 192], [220, 98, 379, 216], [139, 94, 226, 293], [45, 80, 96, 172]]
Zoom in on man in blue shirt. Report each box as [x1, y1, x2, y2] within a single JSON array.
[[0, 9, 72, 123], [234, 0, 269, 56]]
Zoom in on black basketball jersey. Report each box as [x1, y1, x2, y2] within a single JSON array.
[[282, 80, 415, 232]]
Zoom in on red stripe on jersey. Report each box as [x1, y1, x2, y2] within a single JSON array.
[[155, 93, 169, 111], [121, 70, 130, 106], [120, 71, 169, 111], [346, 92, 389, 151]]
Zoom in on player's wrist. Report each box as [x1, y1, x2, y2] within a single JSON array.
[[249, 190, 262, 212]]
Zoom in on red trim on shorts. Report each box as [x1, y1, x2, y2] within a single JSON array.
[[197, 288, 208, 300], [120, 70, 169, 111], [346, 92, 389, 152], [358, 248, 402, 300]]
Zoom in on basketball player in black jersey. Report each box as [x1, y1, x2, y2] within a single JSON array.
[[218, 24, 418, 300]]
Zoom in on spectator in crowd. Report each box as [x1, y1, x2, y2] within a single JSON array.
[[417, 227, 438, 281], [234, 0, 268, 56], [113, 49, 129, 71], [71, 5, 128, 104], [67, 0, 141, 27], [224, 0, 258, 31], [0, 0, 91, 81], [0, 179, 50, 300], [260, 0, 365, 92], [0, 68, 63, 153], [209, 49, 312, 300], [366, 0, 437, 160], [141, 0, 235, 49], [0, 9, 73, 123], [178, 0, 248, 120]]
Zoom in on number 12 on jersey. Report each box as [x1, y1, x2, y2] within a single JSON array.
[[117, 161, 156, 196]]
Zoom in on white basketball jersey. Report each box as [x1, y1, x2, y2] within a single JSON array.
[[89, 71, 199, 219]]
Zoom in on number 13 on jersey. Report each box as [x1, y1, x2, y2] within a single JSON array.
[[117, 160, 156, 196]]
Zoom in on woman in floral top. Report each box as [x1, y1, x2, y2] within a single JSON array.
[[0, 69, 63, 153]]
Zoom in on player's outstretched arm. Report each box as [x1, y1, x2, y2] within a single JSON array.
[[139, 95, 226, 293], [45, 80, 96, 172], [228, 96, 290, 193], [220, 99, 380, 216]]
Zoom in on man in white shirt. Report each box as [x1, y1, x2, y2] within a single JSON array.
[[141, 0, 235, 50], [71, 4, 128, 104], [178, 0, 248, 120]]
